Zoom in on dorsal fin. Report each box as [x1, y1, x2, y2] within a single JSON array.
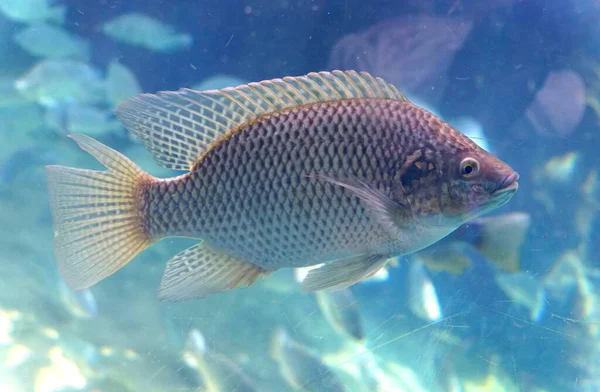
[[116, 70, 407, 171]]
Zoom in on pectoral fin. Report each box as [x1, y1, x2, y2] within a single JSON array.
[[311, 173, 406, 236], [301, 254, 388, 292]]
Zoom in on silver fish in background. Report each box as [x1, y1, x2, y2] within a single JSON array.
[[413, 212, 531, 274], [495, 271, 546, 322], [182, 329, 257, 392], [0, 0, 66, 25], [102, 13, 193, 53], [270, 328, 346, 392], [13, 23, 90, 60], [58, 280, 98, 319], [316, 287, 364, 342], [329, 16, 473, 104], [46, 70, 519, 301], [408, 261, 443, 322]]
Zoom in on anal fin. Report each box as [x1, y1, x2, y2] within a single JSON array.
[[301, 254, 388, 292], [158, 242, 265, 301]]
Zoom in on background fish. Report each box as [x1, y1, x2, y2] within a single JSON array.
[[270, 328, 346, 392], [182, 329, 257, 392], [413, 211, 531, 274], [0, 0, 65, 24], [46, 70, 519, 301], [316, 287, 364, 342], [102, 13, 193, 53], [13, 23, 90, 60], [408, 261, 443, 322]]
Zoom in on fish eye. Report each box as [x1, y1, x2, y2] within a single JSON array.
[[460, 158, 479, 178]]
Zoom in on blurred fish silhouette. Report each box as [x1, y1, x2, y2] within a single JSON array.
[[102, 13, 193, 53], [525, 70, 586, 137], [182, 329, 257, 392], [495, 271, 546, 323], [58, 280, 98, 319], [13, 23, 89, 60], [15, 59, 105, 107], [413, 212, 531, 274], [0, 0, 66, 24], [316, 287, 364, 342], [408, 260, 442, 322], [329, 16, 473, 103], [106, 60, 142, 108], [270, 328, 346, 392]]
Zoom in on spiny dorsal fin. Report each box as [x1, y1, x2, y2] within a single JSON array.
[[116, 70, 407, 171]]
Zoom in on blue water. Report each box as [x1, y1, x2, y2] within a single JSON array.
[[1, 1, 599, 391]]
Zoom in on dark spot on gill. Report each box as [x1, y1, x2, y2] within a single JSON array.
[[401, 160, 430, 190]]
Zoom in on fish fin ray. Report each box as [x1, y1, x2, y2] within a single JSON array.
[[116, 71, 407, 170], [301, 254, 387, 292], [46, 134, 153, 290], [311, 172, 407, 235], [158, 242, 265, 301]]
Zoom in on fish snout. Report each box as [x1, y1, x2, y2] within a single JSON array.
[[496, 171, 519, 194]]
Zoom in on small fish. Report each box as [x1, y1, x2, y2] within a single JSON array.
[[46, 71, 519, 300], [13, 23, 89, 59], [64, 104, 121, 136], [106, 60, 142, 107], [495, 271, 546, 322], [0, 78, 29, 107], [270, 328, 346, 392], [183, 329, 257, 392], [525, 70, 586, 137], [414, 212, 531, 274], [0, 0, 65, 24], [315, 287, 364, 342], [15, 59, 104, 107], [408, 261, 442, 322], [102, 13, 192, 53], [58, 280, 98, 319]]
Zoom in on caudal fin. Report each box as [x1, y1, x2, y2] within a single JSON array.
[[46, 134, 153, 290]]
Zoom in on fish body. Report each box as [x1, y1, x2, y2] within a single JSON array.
[[142, 98, 461, 269], [46, 71, 519, 300]]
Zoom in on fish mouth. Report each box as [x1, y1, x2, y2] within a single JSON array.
[[494, 171, 519, 195]]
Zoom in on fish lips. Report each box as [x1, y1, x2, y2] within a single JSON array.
[[493, 171, 520, 196]]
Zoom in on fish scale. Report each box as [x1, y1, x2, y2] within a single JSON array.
[[142, 99, 408, 269], [46, 70, 518, 300]]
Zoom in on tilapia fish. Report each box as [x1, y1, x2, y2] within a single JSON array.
[[46, 71, 519, 300]]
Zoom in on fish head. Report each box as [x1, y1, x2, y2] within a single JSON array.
[[396, 113, 519, 229], [438, 140, 519, 226]]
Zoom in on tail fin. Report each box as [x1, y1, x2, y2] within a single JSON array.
[[473, 212, 531, 272], [46, 134, 153, 290]]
